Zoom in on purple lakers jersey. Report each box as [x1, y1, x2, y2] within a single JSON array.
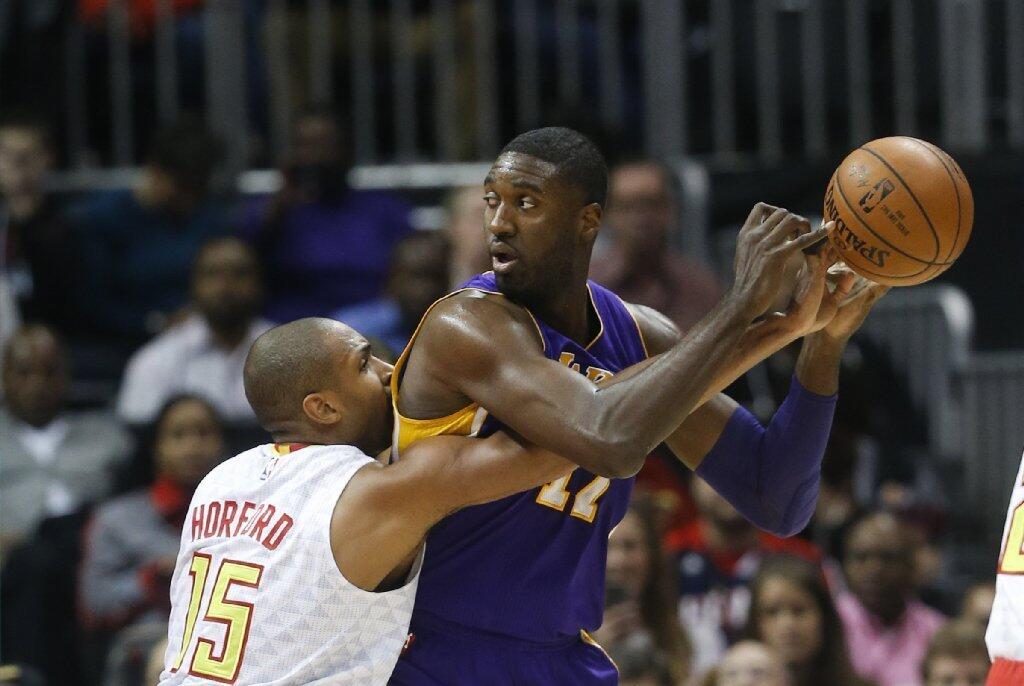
[[391, 272, 648, 643]]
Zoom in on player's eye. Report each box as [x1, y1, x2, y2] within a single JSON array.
[[519, 197, 536, 210], [361, 355, 369, 372], [483, 192, 499, 209]]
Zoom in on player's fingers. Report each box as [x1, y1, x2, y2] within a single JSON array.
[[756, 207, 791, 236], [743, 202, 780, 229], [766, 212, 812, 245], [831, 271, 857, 302], [780, 224, 829, 253]]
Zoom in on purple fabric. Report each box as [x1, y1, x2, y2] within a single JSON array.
[[696, 376, 837, 537], [240, 190, 413, 321]]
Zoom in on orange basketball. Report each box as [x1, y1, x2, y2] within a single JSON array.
[[823, 136, 973, 286]]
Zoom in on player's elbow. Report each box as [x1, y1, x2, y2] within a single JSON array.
[[582, 441, 647, 479], [765, 476, 821, 538]]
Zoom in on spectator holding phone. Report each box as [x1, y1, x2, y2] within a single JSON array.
[[593, 497, 692, 684]]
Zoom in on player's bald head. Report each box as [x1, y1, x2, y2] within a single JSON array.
[[243, 318, 360, 429]]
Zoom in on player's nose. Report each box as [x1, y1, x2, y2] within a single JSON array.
[[487, 203, 515, 237], [373, 357, 393, 386]]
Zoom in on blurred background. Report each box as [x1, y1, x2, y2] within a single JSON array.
[[0, 0, 1022, 684]]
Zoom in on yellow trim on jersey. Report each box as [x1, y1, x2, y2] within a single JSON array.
[[583, 283, 606, 350], [622, 300, 651, 359], [580, 629, 619, 671], [390, 281, 543, 456]]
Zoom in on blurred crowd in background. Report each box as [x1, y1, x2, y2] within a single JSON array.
[[0, 106, 996, 686], [2, 0, 1024, 684]]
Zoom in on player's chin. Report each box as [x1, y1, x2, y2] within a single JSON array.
[[494, 269, 533, 302]]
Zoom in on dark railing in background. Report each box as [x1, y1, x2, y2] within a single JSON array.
[[3, 0, 1021, 172]]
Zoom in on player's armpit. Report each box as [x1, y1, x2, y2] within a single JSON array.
[[329, 434, 572, 591]]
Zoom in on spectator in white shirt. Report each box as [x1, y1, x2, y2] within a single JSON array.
[[116, 237, 272, 426], [0, 325, 132, 559]]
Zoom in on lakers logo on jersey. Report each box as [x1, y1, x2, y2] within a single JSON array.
[[559, 352, 613, 383]]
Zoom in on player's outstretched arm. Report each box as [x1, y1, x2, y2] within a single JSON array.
[[402, 205, 828, 479], [329, 432, 572, 591], [634, 278, 888, 537]]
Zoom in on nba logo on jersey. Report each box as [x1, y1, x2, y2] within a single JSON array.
[[260, 455, 279, 480]]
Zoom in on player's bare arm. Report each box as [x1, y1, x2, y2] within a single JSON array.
[[330, 432, 572, 591], [398, 204, 828, 479], [628, 272, 887, 536]]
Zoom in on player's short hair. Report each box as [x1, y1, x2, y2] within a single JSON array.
[[499, 127, 608, 207], [921, 621, 988, 678], [243, 318, 344, 430]]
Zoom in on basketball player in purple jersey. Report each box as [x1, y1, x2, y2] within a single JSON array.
[[388, 128, 887, 684]]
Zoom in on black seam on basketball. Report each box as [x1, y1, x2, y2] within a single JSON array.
[[909, 138, 962, 264], [832, 250, 935, 283], [834, 175, 938, 274], [859, 144, 943, 263]]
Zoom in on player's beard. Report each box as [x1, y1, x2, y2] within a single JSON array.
[[495, 238, 577, 309]]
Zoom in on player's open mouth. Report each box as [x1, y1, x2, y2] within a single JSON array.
[[490, 245, 519, 274]]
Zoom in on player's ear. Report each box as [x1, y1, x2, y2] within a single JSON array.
[[302, 392, 344, 426], [578, 202, 602, 243]]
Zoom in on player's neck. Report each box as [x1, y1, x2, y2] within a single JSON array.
[[528, 274, 595, 345]]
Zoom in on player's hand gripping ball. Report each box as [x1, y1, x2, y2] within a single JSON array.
[[823, 136, 973, 286]]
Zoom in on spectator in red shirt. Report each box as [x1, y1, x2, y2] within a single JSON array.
[[79, 395, 224, 635], [666, 478, 820, 676]]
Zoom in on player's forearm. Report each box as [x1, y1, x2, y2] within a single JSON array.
[[440, 434, 574, 513], [580, 297, 753, 476], [696, 315, 806, 406], [696, 376, 837, 536]]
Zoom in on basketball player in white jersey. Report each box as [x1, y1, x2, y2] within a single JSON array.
[[987, 450, 1024, 685], [159, 318, 571, 685]]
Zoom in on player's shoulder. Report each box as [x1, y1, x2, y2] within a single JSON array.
[[420, 287, 539, 347], [621, 301, 681, 355]]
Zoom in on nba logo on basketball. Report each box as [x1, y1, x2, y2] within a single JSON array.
[[858, 178, 895, 214]]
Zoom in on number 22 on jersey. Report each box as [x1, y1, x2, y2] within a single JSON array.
[[170, 553, 264, 682]]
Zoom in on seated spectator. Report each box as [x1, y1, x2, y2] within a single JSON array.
[[921, 621, 990, 686], [746, 555, 873, 686], [711, 641, 791, 686], [589, 159, 722, 333], [667, 478, 821, 674], [837, 512, 946, 686], [116, 237, 272, 426], [614, 642, 675, 686], [959, 581, 995, 635], [0, 112, 80, 336], [332, 232, 450, 357], [71, 116, 227, 349], [79, 395, 224, 633], [593, 498, 692, 684], [241, 106, 413, 320], [445, 185, 490, 288], [0, 325, 132, 559]]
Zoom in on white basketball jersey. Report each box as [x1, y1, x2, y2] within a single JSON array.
[[988, 449, 1024, 661], [159, 444, 421, 685]]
